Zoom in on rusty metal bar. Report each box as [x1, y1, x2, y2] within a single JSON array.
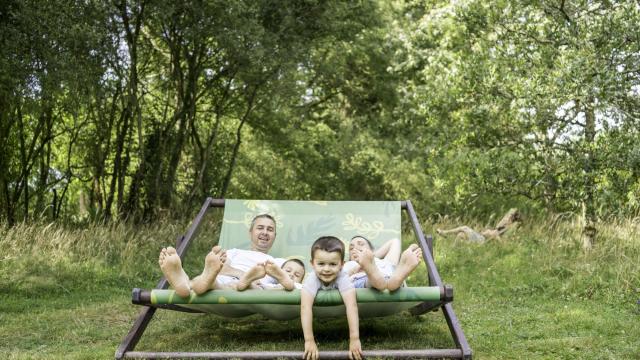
[[117, 198, 472, 359], [176, 197, 216, 259], [114, 307, 157, 359], [116, 197, 220, 359], [123, 349, 464, 359], [404, 200, 438, 287], [443, 303, 473, 359], [209, 198, 226, 208], [403, 200, 472, 359]]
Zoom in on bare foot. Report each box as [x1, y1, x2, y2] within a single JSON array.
[[265, 260, 295, 291], [236, 263, 267, 291], [190, 246, 226, 295], [354, 247, 386, 290], [387, 244, 422, 291], [159, 246, 191, 298]]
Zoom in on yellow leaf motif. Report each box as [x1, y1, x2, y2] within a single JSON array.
[[218, 296, 228, 304], [243, 200, 260, 210], [342, 213, 385, 239]]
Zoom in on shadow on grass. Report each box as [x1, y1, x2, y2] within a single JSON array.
[[134, 309, 456, 353]]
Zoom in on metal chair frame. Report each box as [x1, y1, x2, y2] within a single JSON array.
[[115, 198, 472, 359]]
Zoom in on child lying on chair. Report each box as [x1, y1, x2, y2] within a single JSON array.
[[301, 236, 362, 360], [344, 236, 422, 291], [235, 258, 305, 290]]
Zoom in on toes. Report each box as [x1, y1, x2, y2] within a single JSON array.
[[166, 246, 177, 255]]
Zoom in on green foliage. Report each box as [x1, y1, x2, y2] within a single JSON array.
[[1, 0, 639, 236]]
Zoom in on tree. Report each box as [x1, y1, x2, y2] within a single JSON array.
[[389, 0, 640, 246]]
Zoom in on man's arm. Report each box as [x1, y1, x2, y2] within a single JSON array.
[[341, 289, 363, 360], [373, 239, 392, 258], [301, 290, 319, 360]]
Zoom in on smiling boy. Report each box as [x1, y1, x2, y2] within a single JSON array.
[[300, 236, 362, 360]]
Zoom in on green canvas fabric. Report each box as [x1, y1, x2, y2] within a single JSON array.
[[152, 199, 432, 320], [149, 288, 441, 320], [151, 287, 441, 305], [219, 200, 401, 262]]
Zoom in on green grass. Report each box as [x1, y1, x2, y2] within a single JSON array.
[[1, 216, 638, 359]]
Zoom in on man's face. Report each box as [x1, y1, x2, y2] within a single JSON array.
[[249, 217, 276, 253], [282, 261, 305, 283], [310, 250, 343, 286], [349, 237, 371, 261]]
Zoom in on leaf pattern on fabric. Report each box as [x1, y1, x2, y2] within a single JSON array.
[[218, 200, 401, 255], [288, 216, 336, 246], [342, 213, 387, 240]]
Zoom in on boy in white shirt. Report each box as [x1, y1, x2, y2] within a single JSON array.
[[300, 236, 362, 360]]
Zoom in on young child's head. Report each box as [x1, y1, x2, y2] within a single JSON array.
[[310, 236, 345, 285], [348, 235, 373, 261], [281, 259, 305, 283]]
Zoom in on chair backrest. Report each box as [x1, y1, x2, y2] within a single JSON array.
[[219, 200, 401, 264]]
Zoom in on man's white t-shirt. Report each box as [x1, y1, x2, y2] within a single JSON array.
[[216, 248, 285, 286], [225, 248, 274, 272]]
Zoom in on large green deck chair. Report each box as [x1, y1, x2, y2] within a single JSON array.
[[116, 199, 472, 359]]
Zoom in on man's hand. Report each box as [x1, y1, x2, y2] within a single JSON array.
[[348, 338, 363, 360], [304, 339, 319, 360]]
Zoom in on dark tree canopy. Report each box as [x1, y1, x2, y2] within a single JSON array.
[[1, 0, 639, 247]]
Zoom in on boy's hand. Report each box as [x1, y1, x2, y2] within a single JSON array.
[[304, 339, 319, 360], [348, 338, 363, 360]]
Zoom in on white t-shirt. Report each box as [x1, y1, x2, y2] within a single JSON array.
[[343, 258, 395, 277], [216, 249, 286, 286], [225, 248, 274, 272], [302, 270, 354, 297]]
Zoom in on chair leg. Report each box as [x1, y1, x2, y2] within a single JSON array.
[[114, 306, 157, 359], [443, 303, 472, 359]]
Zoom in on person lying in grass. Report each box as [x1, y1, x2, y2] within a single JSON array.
[[158, 214, 295, 297], [436, 208, 521, 243], [344, 236, 422, 291], [301, 236, 362, 360]]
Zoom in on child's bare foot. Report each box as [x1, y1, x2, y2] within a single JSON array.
[[190, 246, 226, 295], [236, 263, 267, 291], [355, 247, 386, 290], [387, 244, 422, 291], [159, 246, 191, 298], [265, 260, 295, 291]]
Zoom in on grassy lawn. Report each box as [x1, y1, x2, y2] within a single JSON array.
[[1, 217, 638, 359]]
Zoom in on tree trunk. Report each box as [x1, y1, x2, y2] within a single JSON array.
[[582, 99, 597, 250], [0, 97, 16, 225], [117, 0, 146, 220], [219, 87, 259, 198]]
